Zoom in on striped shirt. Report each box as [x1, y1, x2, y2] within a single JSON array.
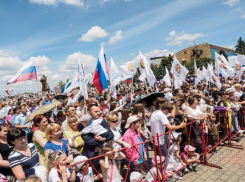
[[8, 143, 40, 170]]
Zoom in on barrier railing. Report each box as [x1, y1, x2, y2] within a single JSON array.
[[70, 109, 244, 182]]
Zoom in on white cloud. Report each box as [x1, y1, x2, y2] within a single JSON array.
[[78, 26, 109, 42], [241, 13, 245, 19], [59, 52, 97, 74], [0, 55, 64, 94], [166, 30, 207, 46], [29, 0, 84, 7], [108, 30, 123, 44], [223, 0, 240, 7]]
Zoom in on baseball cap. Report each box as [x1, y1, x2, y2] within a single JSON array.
[[225, 87, 235, 93], [80, 114, 92, 122], [184, 145, 196, 152], [151, 156, 165, 166], [124, 115, 140, 129], [130, 172, 142, 182], [73, 155, 88, 169], [163, 88, 171, 92]]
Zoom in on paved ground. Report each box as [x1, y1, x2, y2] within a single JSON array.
[[174, 137, 245, 182]]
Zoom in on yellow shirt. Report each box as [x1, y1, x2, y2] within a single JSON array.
[[64, 130, 84, 153]]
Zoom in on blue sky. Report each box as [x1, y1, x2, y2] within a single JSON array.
[[0, 0, 245, 94]]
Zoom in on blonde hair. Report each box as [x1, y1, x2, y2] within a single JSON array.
[[47, 150, 64, 173], [66, 116, 79, 133], [24, 176, 42, 182], [45, 123, 61, 141], [100, 145, 113, 155], [106, 114, 118, 122]]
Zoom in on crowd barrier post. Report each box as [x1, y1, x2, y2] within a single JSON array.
[[222, 111, 243, 150], [152, 136, 160, 181], [199, 118, 222, 169], [156, 133, 165, 180]]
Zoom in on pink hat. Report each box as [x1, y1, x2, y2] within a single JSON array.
[[184, 145, 196, 152], [151, 156, 165, 166]]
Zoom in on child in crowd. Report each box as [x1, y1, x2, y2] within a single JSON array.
[[72, 114, 110, 147], [145, 156, 173, 182], [180, 145, 200, 171], [47, 150, 76, 182], [73, 155, 103, 182], [99, 146, 125, 182], [167, 132, 187, 179], [230, 97, 244, 135], [208, 114, 219, 155], [130, 171, 145, 182]]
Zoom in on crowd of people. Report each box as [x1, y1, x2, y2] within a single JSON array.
[[1, 77, 245, 182]]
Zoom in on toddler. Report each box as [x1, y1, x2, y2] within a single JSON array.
[[180, 145, 200, 171]]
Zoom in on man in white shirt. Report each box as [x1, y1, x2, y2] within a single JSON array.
[[150, 102, 186, 157]]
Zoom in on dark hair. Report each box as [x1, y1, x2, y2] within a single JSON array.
[[109, 102, 118, 112], [65, 105, 74, 112], [161, 103, 174, 111], [155, 97, 166, 109], [188, 97, 198, 105], [7, 128, 26, 146], [78, 96, 84, 102], [33, 114, 46, 127], [7, 108, 14, 115], [0, 123, 9, 131], [57, 111, 66, 118], [87, 103, 99, 112]]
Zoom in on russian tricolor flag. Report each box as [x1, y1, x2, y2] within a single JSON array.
[[92, 45, 108, 93], [6, 60, 37, 85]]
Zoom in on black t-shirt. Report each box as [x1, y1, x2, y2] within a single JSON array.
[[0, 142, 13, 176]]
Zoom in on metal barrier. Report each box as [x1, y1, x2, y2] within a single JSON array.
[[70, 109, 244, 182]]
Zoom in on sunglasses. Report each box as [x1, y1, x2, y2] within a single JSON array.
[[54, 150, 63, 161], [110, 120, 118, 123]]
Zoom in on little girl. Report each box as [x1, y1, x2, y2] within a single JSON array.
[[230, 97, 243, 135], [167, 133, 186, 179], [73, 155, 103, 182], [145, 156, 173, 182], [47, 150, 76, 182], [99, 146, 125, 182], [180, 145, 200, 171]]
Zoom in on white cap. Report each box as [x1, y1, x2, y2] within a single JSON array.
[[225, 87, 235, 93], [125, 115, 140, 129], [73, 156, 88, 169], [130, 171, 141, 182], [80, 114, 92, 122], [164, 88, 171, 92]]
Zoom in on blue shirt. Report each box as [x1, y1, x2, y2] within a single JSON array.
[[14, 113, 31, 134], [43, 138, 69, 156]]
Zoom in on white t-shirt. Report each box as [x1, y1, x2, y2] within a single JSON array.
[[77, 167, 94, 182], [48, 168, 71, 182], [150, 110, 170, 146], [111, 129, 122, 149], [82, 119, 107, 135]]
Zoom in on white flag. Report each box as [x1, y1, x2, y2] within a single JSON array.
[[170, 55, 189, 82], [207, 63, 221, 90], [174, 77, 183, 89], [110, 57, 122, 88], [138, 51, 156, 86], [78, 56, 88, 100], [228, 56, 237, 68], [64, 73, 79, 93], [215, 52, 234, 77], [194, 60, 200, 87], [234, 59, 244, 78], [162, 67, 171, 87], [237, 54, 245, 66], [120, 60, 135, 81]]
